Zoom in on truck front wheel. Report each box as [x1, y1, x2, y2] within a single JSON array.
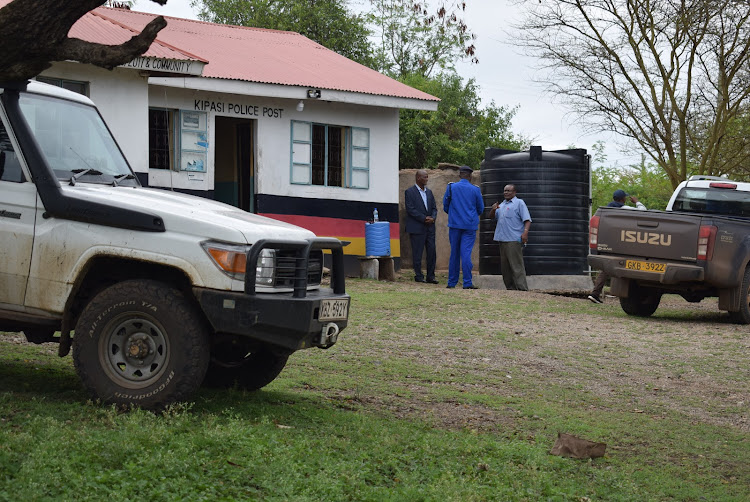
[[203, 335, 289, 391], [73, 280, 210, 410], [729, 267, 750, 324], [620, 284, 662, 317]]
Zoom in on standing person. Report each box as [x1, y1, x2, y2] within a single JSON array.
[[588, 189, 647, 303], [404, 169, 438, 283], [443, 165, 485, 289], [490, 184, 532, 291]]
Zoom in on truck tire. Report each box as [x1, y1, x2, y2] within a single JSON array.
[[619, 285, 662, 317], [72, 280, 210, 410], [729, 267, 750, 324], [204, 335, 289, 391]]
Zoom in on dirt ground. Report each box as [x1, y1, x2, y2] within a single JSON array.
[[330, 278, 750, 435]]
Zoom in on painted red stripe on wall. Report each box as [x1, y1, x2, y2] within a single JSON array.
[[260, 213, 400, 238]]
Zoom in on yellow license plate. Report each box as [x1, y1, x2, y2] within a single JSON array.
[[625, 260, 666, 273]]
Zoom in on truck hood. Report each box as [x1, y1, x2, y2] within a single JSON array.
[[59, 184, 316, 244]]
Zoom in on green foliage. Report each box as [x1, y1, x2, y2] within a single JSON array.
[[190, 0, 374, 66], [366, 0, 477, 78], [591, 142, 674, 211], [398, 73, 524, 169]]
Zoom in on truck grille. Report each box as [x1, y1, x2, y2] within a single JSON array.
[[274, 249, 323, 287]]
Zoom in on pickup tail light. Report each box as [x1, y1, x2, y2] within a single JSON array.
[[697, 225, 717, 261], [589, 215, 600, 249]]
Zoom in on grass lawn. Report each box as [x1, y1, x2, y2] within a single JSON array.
[[0, 275, 747, 501]]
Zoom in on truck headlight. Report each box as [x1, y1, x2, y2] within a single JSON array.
[[201, 241, 249, 281], [202, 242, 277, 287], [255, 249, 275, 286]]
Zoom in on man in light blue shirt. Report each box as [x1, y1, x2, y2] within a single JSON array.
[[490, 184, 532, 290], [443, 166, 485, 289]]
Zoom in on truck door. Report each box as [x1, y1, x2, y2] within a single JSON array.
[[0, 114, 37, 305]]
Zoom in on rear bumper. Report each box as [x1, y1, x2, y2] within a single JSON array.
[[588, 255, 704, 284]]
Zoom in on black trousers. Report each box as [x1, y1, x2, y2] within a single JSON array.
[[410, 231, 436, 280]]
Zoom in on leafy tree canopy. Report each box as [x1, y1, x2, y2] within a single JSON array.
[[191, 0, 374, 66], [398, 73, 524, 170], [367, 0, 477, 78]]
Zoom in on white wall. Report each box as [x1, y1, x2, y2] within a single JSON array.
[[148, 86, 400, 204], [37, 67, 401, 205]]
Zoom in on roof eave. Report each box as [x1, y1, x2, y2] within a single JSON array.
[[147, 76, 439, 111]]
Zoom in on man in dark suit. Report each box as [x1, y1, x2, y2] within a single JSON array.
[[404, 169, 438, 283]]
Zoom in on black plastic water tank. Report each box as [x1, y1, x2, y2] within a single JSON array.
[[480, 146, 591, 276]]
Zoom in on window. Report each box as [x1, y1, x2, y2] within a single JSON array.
[[291, 121, 370, 188], [149, 108, 177, 170], [36, 76, 88, 96], [0, 119, 24, 182]]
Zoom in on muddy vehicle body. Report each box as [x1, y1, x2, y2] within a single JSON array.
[[0, 81, 349, 408], [588, 176, 750, 322]]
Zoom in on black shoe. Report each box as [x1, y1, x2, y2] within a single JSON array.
[[463, 285, 479, 289], [426, 278, 439, 284], [588, 294, 603, 304], [446, 285, 455, 289], [414, 277, 426, 283]]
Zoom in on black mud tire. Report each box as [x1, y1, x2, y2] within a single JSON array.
[[203, 335, 289, 391], [72, 280, 210, 410], [729, 267, 750, 324], [619, 285, 662, 317]]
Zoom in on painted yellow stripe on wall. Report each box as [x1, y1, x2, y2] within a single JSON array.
[[321, 237, 401, 257]]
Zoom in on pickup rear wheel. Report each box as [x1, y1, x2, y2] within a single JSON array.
[[73, 280, 210, 410], [729, 267, 750, 324], [203, 335, 289, 391], [619, 285, 662, 317]]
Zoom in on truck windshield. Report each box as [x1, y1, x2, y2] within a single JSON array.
[[672, 187, 750, 217], [18, 93, 132, 181]]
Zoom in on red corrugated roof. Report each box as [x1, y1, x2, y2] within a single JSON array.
[[0, 1, 437, 102], [74, 9, 205, 62], [96, 7, 437, 102]]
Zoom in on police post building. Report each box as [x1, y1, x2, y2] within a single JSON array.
[[26, 4, 439, 272]]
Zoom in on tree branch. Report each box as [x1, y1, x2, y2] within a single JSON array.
[[0, 0, 169, 81]]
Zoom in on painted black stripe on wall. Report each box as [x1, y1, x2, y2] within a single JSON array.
[[257, 194, 399, 222]]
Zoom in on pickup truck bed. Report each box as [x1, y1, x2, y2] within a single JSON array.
[[588, 176, 750, 323]]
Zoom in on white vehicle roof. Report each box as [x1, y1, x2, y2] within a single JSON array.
[[16, 80, 96, 107], [666, 176, 750, 210]]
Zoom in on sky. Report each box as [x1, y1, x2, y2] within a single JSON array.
[[133, 0, 639, 167]]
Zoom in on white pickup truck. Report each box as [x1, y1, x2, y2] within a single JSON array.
[[0, 81, 349, 409]]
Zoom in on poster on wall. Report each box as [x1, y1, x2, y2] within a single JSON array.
[[180, 110, 208, 172]]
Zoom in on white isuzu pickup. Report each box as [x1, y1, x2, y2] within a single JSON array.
[[0, 80, 349, 409]]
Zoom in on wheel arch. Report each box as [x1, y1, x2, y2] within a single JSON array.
[[64, 256, 199, 331]]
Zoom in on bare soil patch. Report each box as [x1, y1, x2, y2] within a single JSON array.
[[326, 276, 749, 434]]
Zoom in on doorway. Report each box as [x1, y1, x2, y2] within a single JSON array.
[[214, 116, 255, 212]]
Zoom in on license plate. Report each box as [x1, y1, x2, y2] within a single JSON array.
[[625, 260, 666, 273], [319, 299, 349, 321]]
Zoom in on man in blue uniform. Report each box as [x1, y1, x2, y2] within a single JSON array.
[[490, 184, 532, 291], [443, 166, 485, 289]]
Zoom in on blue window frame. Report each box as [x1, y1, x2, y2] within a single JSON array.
[[290, 120, 369, 188]]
